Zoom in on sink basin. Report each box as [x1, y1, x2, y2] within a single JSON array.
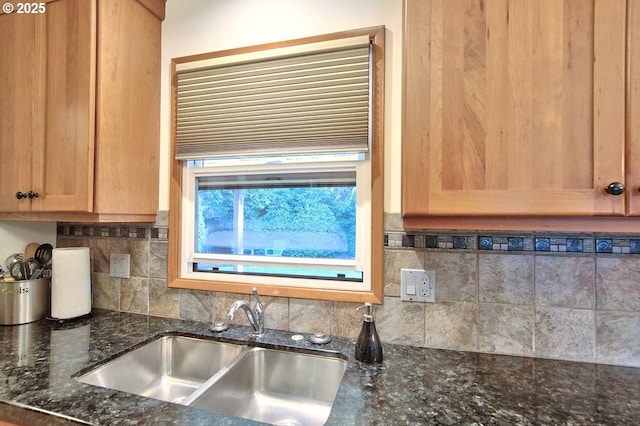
[[187, 347, 347, 426], [76, 333, 347, 425], [76, 334, 244, 403]]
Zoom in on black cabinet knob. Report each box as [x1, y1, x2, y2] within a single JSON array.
[[27, 191, 39, 199], [15, 191, 28, 199], [605, 182, 625, 196]]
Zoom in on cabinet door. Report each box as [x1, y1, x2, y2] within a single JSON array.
[[628, 0, 640, 215], [403, 0, 627, 217], [0, 12, 41, 212], [93, 0, 160, 215], [31, 0, 95, 212]]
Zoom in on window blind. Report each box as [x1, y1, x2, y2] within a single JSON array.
[[175, 35, 372, 160]]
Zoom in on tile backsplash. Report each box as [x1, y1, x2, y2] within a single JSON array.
[[57, 214, 640, 368]]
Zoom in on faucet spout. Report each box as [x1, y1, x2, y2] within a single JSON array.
[[227, 288, 265, 336]]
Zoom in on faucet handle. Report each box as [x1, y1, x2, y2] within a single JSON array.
[[251, 287, 264, 318], [251, 287, 261, 303]]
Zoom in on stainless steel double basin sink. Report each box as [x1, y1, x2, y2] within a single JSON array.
[[75, 333, 347, 425]]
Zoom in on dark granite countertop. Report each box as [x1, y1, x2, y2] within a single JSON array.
[[0, 309, 639, 425]]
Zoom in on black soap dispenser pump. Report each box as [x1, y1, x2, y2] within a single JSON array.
[[355, 303, 383, 364]]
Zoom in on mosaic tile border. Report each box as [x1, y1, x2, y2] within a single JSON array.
[[57, 224, 168, 241], [385, 231, 640, 255], [57, 223, 640, 255]]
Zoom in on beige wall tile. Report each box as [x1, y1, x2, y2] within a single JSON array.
[[149, 241, 167, 279], [91, 272, 120, 311], [478, 303, 534, 356], [425, 301, 478, 351], [535, 307, 595, 362], [596, 257, 640, 312], [93, 239, 126, 274], [384, 249, 424, 297], [212, 292, 248, 325], [128, 240, 151, 277], [425, 252, 477, 302], [289, 299, 332, 334], [179, 289, 214, 323], [149, 278, 179, 319], [57, 224, 640, 368], [92, 238, 150, 277], [376, 296, 424, 346], [120, 277, 149, 315], [331, 301, 363, 339], [384, 212, 403, 231], [191, 289, 284, 329], [256, 295, 289, 331], [535, 256, 595, 309], [596, 311, 640, 367], [479, 254, 534, 305]]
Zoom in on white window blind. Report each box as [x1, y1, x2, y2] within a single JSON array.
[[175, 35, 372, 160]]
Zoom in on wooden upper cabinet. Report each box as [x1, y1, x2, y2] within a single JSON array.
[[34, 0, 95, 212], [0, 0, 163, 222], [628, 0, 640, 216], [0, 12, 38, 212], [402, 0, 628, 220]]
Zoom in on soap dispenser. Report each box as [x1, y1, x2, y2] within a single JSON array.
[[355, 303, 383, 364]]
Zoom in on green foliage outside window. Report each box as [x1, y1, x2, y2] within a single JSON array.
[[196, 186, 356, 260]]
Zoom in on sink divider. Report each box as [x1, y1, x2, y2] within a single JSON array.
[[181, 344, 253, 406]]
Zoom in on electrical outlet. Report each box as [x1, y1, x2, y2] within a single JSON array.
[[400, 269, 435, 303], [110, 254, 130, 278]]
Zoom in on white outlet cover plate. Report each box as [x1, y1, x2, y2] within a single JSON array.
[[400, 268, 435, 303], [110, 253, 130, 278]]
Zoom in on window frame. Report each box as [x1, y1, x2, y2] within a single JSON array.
[[168, 26, 385, 303], [182, 159, 369, 290]]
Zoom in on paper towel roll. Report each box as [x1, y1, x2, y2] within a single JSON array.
[[51, 247, 92, 319]]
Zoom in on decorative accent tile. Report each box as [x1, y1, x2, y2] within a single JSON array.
[[386, 232, 403, 248], [402, 234, 415, 248], [535, 238, 551, 252], [508, 237, 523, 251], [452, 236, 467, 250], [150, 227, 168, 241], [566, 238, 584, 253], [479, 236, 493, 250], [596, 239, 613, 253], [426, 235, 438, 249]]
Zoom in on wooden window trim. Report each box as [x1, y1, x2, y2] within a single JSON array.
[[168, 26, 385, 303]]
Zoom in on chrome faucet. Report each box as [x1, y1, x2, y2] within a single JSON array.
[[227, 287, 265, 336]]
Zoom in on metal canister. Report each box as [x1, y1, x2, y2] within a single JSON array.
[[0, 278, 51, 325]]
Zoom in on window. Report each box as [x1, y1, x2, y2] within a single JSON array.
[[169, 27, 384, 302]]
